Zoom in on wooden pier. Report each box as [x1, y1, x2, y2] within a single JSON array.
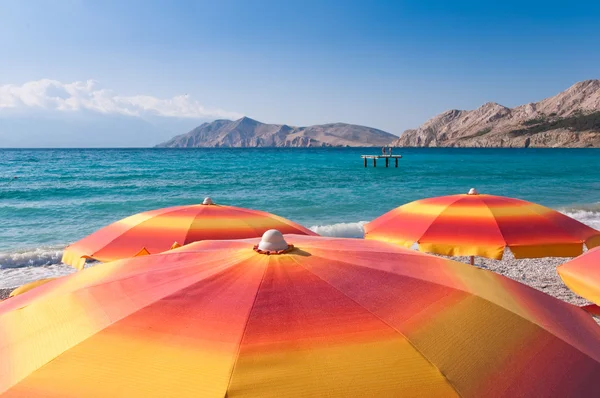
[[361, 155, 402, 168]]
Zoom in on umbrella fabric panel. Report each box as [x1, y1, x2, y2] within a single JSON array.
[[91, 208, 197, 262], [1, 254, 266, 397], [415, 196, 506, 259], [296, 247, 600, 397], [228, 255, 456, 397], [0, 248, 254, 394], [184, 205, 317, 243], [483, 197, 592, 258], [364, 195, 465, 247], [558, 247, 600, 305], [8, 278, 56, 298], [61, 206, 186, 269]]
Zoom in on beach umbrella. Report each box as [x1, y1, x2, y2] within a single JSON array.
[[2, 232, 600, 397], [61, 197, 317, 270], [364, 188, 600, 265], [7, 278, 56, 298], [558, 246, 600, 305]]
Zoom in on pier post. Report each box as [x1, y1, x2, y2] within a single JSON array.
[[364, 157, 367, 167], [373, 158, 376, 167], [385, 158, 389, 167], [395, 158, 398, 167]]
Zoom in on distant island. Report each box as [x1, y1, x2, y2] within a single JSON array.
[[393, 80, 600, 148], [156, 117, 397, 148]]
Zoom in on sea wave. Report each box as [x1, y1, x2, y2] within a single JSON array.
[[309, 221, 368, 238], [0, 245, 65, 269]]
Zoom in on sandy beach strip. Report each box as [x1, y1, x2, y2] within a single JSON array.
[[0, 252, 589, 307]]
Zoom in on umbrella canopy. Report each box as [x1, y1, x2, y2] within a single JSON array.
[[558, 246, 600, 305], [364, 189, 600, 260], [2, 232, 600, 397], [8, 278, 56, 298], [62, 197, 317, 269]]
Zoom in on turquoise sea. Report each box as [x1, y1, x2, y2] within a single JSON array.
[[1, 148, 600, 287]]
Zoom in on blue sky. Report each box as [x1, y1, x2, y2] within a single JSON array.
[[1, 0, 599, 142]]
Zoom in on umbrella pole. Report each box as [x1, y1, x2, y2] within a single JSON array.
[[470, 256, 475, 266]]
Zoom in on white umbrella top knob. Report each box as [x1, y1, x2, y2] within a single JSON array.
[[257, 230, 289, 252], [202, 197, 215, 205], [467, 188, 479, 195]]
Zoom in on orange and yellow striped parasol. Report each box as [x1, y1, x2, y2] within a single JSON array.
[[2, 232, 600, 397], [61, 197, 317, 269], [558, 247, 600, 305], [7, 278, 56, 298], [365, 189, 600, 261]]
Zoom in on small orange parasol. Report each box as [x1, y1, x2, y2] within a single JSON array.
[[558, 246, 600, 305], [365, 189, 600, 264], [62, 197, 317, 269]]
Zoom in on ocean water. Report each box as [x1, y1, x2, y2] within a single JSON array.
[[1, 147, 600, 287]]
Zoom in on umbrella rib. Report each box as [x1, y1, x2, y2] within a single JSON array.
[[224, 257, 269, 397], [477, 196, 508, 256], [288, 255, 463, 397], [182, 204, 209, 245]]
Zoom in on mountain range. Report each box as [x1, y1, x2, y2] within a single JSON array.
[[156, 117, 396, 147], [393, 80, 600, 148], [4, 79, 599, 148]]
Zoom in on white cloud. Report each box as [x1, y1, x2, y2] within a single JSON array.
[[0, 79, 242, 119]]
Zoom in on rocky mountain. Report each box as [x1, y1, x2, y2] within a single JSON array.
[[393, 80, 600, 148], [156, 117, 396, 147]]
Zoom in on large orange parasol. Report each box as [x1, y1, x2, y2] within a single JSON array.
[[62, 197, 317, 269], [558, 246, 600, 305], [2, 232, 600, 397], [365, 189, 600, 263]]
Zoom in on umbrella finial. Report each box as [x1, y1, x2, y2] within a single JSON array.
[[257, 229, 289, 252], [202, 197, 215, 205], [467, 188, 479, 195]]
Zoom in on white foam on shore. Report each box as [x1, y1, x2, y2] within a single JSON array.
[[310, 221, 367, 238], [0, 263, 76, 289], [0, 245, 64, 269]]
